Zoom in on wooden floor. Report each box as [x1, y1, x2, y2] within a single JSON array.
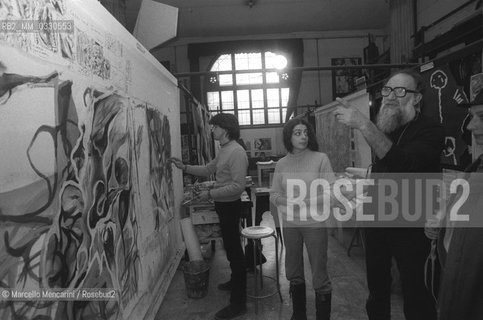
[[155, 212, 404, 320]]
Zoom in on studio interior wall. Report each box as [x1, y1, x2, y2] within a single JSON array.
[[153, 31, 387, 154]]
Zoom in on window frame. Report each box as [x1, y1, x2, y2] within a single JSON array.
[[205, 51, 290, 127]]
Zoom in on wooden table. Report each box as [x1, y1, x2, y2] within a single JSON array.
[[187, 191, 253, 250]]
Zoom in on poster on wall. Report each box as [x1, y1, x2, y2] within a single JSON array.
[[331, 57, 362, 99], [254, 138, 272, 158], [315, 90, 371, 172], [469, 72, 483, 159], [0, 1, 183, 320], [421, 65, 471, 170]]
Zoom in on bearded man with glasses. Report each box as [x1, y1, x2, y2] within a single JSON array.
[[334, 69, 445, 320]]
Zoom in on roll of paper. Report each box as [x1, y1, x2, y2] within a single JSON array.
[[345, 167, 368, 178], [180, 218, 203, 261]]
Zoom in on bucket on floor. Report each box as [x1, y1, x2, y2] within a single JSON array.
[[183, 260, 210, 299]]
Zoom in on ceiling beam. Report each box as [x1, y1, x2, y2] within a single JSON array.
[[173, 63, 418, 78]]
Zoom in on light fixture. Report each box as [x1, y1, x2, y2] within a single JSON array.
[[246, 0, 255, 8], [273, 55, 288, 70]]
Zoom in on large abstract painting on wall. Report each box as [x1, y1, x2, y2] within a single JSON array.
[[0, 0, 183, 319]]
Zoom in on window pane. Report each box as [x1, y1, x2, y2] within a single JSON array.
[[238, 110, 251, 125], [282, 107, 287, 122], [267, 108, 281, 124], [267, 88, 280, 108], [237, 90, 250, 109], [207, 51, 290, 126], [236, 73, 263, 85], [211, 54, 232, 71], [252, 109, 264, 125], [281, 88, 290, 106], [251, 89, 264, 108], [235, 52, 262, 70], [265, 51, 288, 69], [219, 74, 233, 86], [221, 91, 234, 109], [265, 52, 277, 67], [266, 72, 279, 84], [207, 92, 220, 111]]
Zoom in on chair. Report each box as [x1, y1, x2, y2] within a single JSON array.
[[269, 202, 284, 249], [241, 226, 282, 314]]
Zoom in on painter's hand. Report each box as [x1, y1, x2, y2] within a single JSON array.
[[333, 97, 369, 130], [168, 157, 186, 170]]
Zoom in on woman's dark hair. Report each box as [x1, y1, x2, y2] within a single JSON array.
[[282, 118, 319, 153], [209, 113, 240, 140]]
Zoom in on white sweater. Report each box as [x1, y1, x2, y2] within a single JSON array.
[[270, 149, 335, 226]]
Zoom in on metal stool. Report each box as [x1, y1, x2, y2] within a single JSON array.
[[241, 226, 282, 314]]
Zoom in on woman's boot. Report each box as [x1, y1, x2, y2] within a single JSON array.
[[315, 291, 331, 320], [290, 283, 307, 320]]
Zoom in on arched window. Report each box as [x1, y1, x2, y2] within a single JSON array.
[[206, 51, 290, 126]]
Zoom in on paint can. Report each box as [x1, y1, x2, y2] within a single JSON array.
[[200, 242, 212, 259], [183, 260, 210, 299]]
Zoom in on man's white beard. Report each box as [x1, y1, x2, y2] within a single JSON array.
[[376, 106, 404, 134]]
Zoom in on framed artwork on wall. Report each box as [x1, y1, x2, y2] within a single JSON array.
[[331, 57, 363, 99], [254, 138, 272, 159]]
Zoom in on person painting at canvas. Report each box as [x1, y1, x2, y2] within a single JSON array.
[[169, 113, 248, 320]]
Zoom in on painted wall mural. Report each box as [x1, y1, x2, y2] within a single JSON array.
[[0, 1, 183, 319]]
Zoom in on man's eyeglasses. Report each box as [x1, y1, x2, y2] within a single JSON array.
[[381, 86, 419, 98]]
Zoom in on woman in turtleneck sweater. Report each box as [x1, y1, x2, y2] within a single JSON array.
[[270, 118, 335, 320]]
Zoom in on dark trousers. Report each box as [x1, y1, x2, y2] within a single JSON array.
[[215, 200, 246, 305], [365, 228, 436, 320]]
